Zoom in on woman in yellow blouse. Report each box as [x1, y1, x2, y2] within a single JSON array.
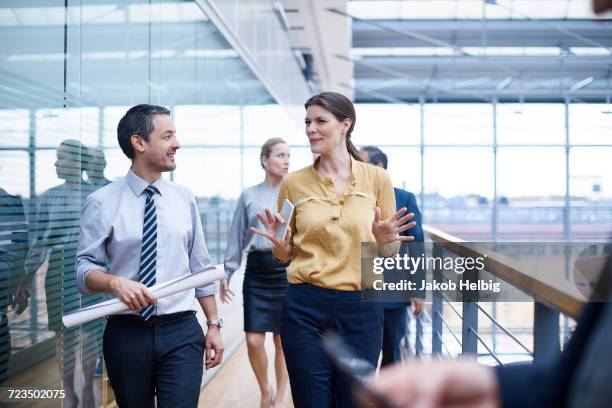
[[252, 92, 415, 408]]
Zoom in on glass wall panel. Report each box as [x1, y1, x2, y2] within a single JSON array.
[[173, 148, 241, 199], [569, 104, 612, 145], [0, 0, 293, 400], [423, 147, 493, 240], [102, 107, 129, 148], [382, 147, 421, 195], [101, 147, 131, 182], [243, 105, 303, 146], [497, 104, 565, 145], [0, 152, 29, 199], [0, 109, 29, 148], [175, 105, 241, 146], [424, 104, 492, 145], [497, 147, 565, 239], [354, 104, 420, 145], [570, 147, 612, 240], [36, 107, 99, 148]]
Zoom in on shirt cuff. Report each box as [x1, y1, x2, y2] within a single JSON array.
[[195, 281, 219, 298], [77, 262, 108, 295], [224, 265, 235, 283]]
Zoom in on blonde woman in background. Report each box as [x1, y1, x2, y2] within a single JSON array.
[[222, 138, 291, 408]]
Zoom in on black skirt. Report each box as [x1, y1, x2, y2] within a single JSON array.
[[243, 252, 288, 333]]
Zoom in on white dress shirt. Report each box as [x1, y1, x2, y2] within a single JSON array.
[[76, 169, 218, 315]]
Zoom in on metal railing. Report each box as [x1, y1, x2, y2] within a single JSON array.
[[404, 225, 586, 365]]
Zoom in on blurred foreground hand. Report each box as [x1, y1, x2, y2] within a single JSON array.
[[365, 359, 500, 408]]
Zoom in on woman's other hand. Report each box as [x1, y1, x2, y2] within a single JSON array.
[[219, 278, 235, 304], [371, 207, 416, 245]]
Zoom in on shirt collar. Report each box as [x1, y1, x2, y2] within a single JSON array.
[[311, 155, 358, 188], [126, 169, 164, 197]]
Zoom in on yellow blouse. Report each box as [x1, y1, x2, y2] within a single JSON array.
[[277, 157, 396, 290]]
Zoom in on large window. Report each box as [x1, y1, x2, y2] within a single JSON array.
[[355, 102, 612, 241]]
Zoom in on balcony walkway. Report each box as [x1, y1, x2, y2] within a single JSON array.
[[198, 339, 293, 408]]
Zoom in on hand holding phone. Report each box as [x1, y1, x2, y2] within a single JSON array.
[[250, 200, 293, 262], [275, 199, 294, 241]]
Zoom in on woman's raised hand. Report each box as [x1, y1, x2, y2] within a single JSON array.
[[250, 208, 292, 261], [371, 207, 416, 244]]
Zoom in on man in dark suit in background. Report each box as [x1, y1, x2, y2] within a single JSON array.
[[360, 146, 425, 366]]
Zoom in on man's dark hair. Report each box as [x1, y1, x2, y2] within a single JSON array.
[[117, 104, 171, 159], [361, 145, 388, 169]]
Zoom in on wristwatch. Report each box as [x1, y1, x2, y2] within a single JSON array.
[[206, 318, 223, 329]]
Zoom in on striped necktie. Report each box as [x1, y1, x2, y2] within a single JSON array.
[[139, 185, 158, 320]]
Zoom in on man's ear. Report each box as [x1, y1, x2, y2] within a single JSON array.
[[131, 135, 145, 154]]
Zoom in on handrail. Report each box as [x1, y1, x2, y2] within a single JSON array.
[[423, 225, 586, 319]]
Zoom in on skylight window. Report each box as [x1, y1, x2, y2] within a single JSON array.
[[351, 47, 572, 57], [348, 0, 609, 20], [0, 2, 208, 27]]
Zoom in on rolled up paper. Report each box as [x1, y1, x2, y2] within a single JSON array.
[[62, 265, 225, 328]]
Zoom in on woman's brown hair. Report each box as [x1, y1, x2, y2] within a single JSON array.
[[304, 92, 363, 162]]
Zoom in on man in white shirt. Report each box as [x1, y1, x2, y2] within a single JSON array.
[[76, 104, 223, 407]]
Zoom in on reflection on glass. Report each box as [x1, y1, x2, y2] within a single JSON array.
[[25, 140, 100, 407]]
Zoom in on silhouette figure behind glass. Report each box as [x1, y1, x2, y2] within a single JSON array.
[[23, 139, 98, 408]]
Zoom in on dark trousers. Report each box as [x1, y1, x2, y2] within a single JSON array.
[[281, 284, 383, 408], [103, 311, 204, 408], [381, 306, 408, 367]]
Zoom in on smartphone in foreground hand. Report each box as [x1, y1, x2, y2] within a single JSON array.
[[321, 332, 394, 408]]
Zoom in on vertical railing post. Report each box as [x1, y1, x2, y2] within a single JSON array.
[[403, 311, 413, 358], [415, 314, 423, 356], [431, 243, 443, 355], [534, 301, 560, 364], [462, 268, 479, 356]]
